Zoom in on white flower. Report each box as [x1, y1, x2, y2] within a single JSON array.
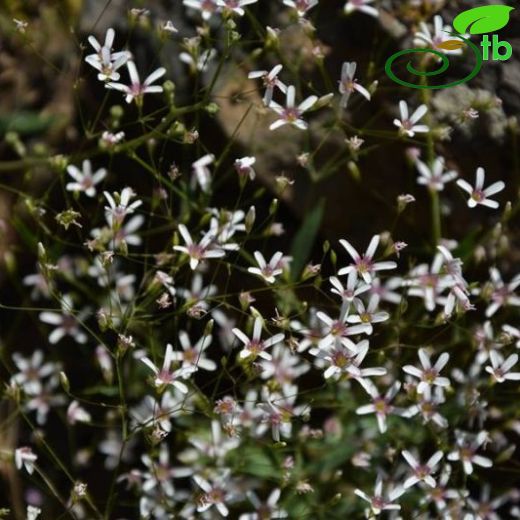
[[180, 48, 217, 72], [216, 0, 258, 16], [316, 306, 372, 349], [173, 224, 225, 270], [269, 85, 317, 131], [141, 343, 197, 393], [104, 187, 143, 225], [170, 330, 217, 371], [356, 381, 404, 434], [26, 505, 41, 520], [447, 431, 492, 475], [85, 28, 131, 82], [402, 450, 443, 489], [67, 400, 92, 425], [248, 251, 287, 284], [234, 156, 257, 180], [329, 271, 371, 302], [183, 0, 219, 20], [240, 488, 287, 519], [485, 350, 520, 383], [338, 61, 371, 108], [393, 100, 429, 137], [193, 471, 236, 517], [344, 0, 378, 18], [232, 317, 285, 361], [248, 64, 287, 105], [502, 324, 520, 348], [347, 295, 389, 334], [106, 61, 166, 104], [192, 154, 215, 193], [282, 0, 318, 18], [402, 386, 448, 428], [416, 157, 457, 191], [456, 167, 505, 209], [485, 268, 520, 317], [414, 15, 463, 56], [39, 295, 88, 344], [11, 350, 56, 395], [402, 348, 450, 394], [66, 160, 106, 197], [354, 475, 404, 516], [338, 234, 397, 283], [15, 447, 37, 475]]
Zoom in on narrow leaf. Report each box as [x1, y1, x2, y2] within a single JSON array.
[[437, 40, 466, 50]]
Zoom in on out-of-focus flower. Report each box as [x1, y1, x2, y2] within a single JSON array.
[[401, 450, 443, 489], [393, 100, 429, 137], [183, 0, 219, 20], [239, 488, 287, 519], [248, 64, 286, 105], [447, 431, 492, 475], [283, 0, 318, 18], [191, 154, 215, 193], [416, 157, 457, 191], [456, 167, 505, 209], [170, 330, 216, 371], [141, 343, 197, 393], [354, 475, 404, 516], [67, 401, 91, 425], [402, 348, 450, 394], [216, 0, 258, 16], [15, 447, 37, 474], [234, 156, 257, 180], [66, 160, 106, 197], [485, 350, 520, 383], [39, 295, 88, 344], [344, 0, 378, 17]]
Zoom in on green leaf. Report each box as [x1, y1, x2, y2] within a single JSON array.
[[453, 5, 514, 35], [289, 198, 325, 281], [0, 111, 55, 135]]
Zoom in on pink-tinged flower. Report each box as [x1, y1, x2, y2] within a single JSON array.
[[338, 234, 397, 283], [248, 251, 288, 284], [240, 488, 288, 519], [413, 15, 463, 56], [216, 0, 258, 16], [402, 386, 448, 428], [316, 305, 371, 349], [354, 475, 404, 516], [402, 348, 450, 394], [233, 317, 285, 361], [15, 447, 37, 475], [174, 224, 225, 270], [339, 62, 371, 108], [67, 400, 91, 425], [347, 295, 389, 334], [485, 268, 520, 317], [401, 450, 443, 489], [66, 160, 106, 197], [170, 330, 216, 371], [283, 0, 318, 18], [249, 64, 287, 105], [269, 85, 317, 131], [11, 350, 56, 395], [103, 187, 143, 225], [234, 156, 256, 180], [416, 157, 457, 191], [183, 0, 218, 20], [329, 271, 371, 302], [106, 61, 166, 104], [260, 343, 309, 384], [447, 431, 492, 475], [393, 100, 429, 137], [356, 381, 404, 434], [344, 0, 378, 17], [485, 350, 520, 383], [39, 295, 88, 344], [141, 343, 197, 393], [193, 470, 237, 516], [132, 390, 187, 433], [85, 28, 131, 82], [456, 167, 505, 209]]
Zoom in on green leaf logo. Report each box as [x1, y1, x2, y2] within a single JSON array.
[[453, 5, 514, 35]]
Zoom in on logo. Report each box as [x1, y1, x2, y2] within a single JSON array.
[[385, 5, 515, 90]]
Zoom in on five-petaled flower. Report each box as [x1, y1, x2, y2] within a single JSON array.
[[269, 85, 317, 131], [338, 61, 371, 108], [393, 100, 429, 137], [232, 317, 285, 361], [66, 160, 106, 197], [456, 167, 505, 209], [402, 348, 450, 394], [174, 224, 226, 270]]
